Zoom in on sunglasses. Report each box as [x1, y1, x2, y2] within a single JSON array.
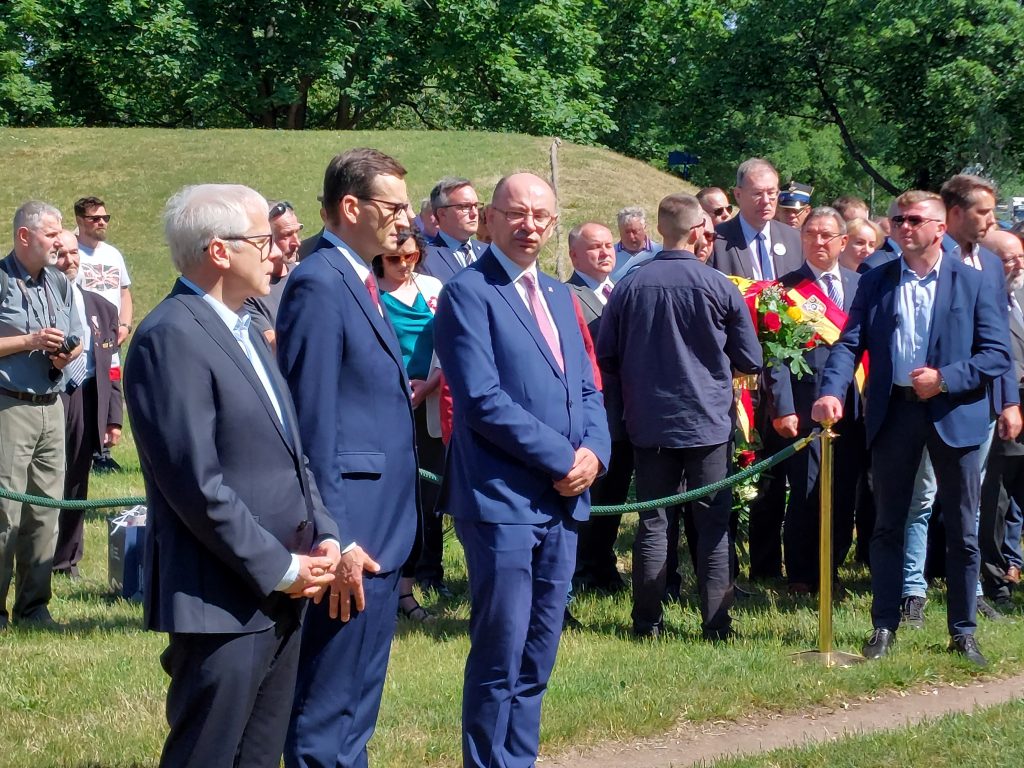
[[712, 206, 730, 217], [890, 215, 941, 229], [383, 250, 420, 264], [269, 201, 294, 220], [81, 214, 111, 223]]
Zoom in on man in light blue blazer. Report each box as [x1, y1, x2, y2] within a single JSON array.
[[434, 172, 611, 768], [813, 190, 1010, 667]]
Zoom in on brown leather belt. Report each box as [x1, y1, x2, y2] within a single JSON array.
[[0, 387, 58, 405]]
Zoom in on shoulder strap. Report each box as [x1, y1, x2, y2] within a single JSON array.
[[0, 269, 8, 307]]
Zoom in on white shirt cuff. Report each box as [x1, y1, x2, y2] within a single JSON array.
[[274, 554, 301, 592]]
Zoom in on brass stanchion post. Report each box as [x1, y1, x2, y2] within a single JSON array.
[[794, 422, 863, 667]]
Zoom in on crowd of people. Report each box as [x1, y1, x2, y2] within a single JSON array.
[[0, 148, 1022, 767]]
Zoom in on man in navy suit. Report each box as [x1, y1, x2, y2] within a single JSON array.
[[764, 207, 862, 592], [711, 158, 802, 582], [812, 190, 1011, 666], [598, 193, 762, 640], [418, 176, 487, 283], [434, 173, 610, 768], [710, 158, 803, 281], [277, 149, 418, 768], [124, 184, 341, 768]]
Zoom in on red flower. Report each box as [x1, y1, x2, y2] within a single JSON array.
[[763, 311, 782, 332], [736, 450, 756, 468], [805, 335, 820, 349]]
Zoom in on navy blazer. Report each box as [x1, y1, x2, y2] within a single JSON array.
[[596, 249, 763, 449], [124, 281, 339, 634], [710, 216, 803, 279], [276, 240, 418, 572], [819, 254, 1011, 449], [765, 264, 860, 423], [433, 250, 611, 524], [419, 232, 488, 284]]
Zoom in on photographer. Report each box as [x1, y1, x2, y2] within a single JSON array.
[[0, 202, 83, 631]]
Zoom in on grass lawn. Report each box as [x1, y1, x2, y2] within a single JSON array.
[[1, 129, 1020, 765], [717, 698, 1024, 768]]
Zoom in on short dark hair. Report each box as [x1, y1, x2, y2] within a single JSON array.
[[430, 177, 473, 211], [371, 228, 428, 278], [940, 174, 998, 211], [322, 148, 407, 224], [74, 196, 105, 217], [696, 187, 726, 204]]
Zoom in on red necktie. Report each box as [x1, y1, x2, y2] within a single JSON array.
[[364, 275, 381, 311]]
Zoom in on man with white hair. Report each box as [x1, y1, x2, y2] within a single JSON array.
[[0, 202, 82, 631], [124, 183, 341, 768], [612, 206, 662, 280]]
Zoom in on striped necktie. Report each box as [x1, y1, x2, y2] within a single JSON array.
[[823, 273, 842, 307]]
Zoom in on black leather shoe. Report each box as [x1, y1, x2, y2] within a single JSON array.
[[861, 628, 895, 659], [633, 621, 663, 640], [14, 610, 67, 633], [702, 625, 736, 643], [948, 634, 988, 667], [417, 578, 453, 599], [562, 607, 583, 632], [977, 596, 1005, 622]]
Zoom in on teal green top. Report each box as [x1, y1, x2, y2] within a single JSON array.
[[381, 291, 435, 379]]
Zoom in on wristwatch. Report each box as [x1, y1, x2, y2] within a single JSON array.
[[119, 322, 132, 333], [939, 374, 948, 393]]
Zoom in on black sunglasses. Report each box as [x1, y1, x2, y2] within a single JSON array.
[[269, 201, 294, 220], [81, 214, 111, 223], [890, 214, 941, 228]]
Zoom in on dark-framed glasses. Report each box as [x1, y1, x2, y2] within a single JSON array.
[[436, 202, 482, 215], [712, 206, 731, 217], [82, 214, 111, 223], [269, 201, 294, 220], [802, 230, 844, 243], [891, 215, 941, 229], [358, 197, 413, 219]]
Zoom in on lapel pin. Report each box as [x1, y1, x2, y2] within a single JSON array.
[[773, 243, 787, 256]]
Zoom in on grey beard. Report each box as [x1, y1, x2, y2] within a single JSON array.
[[1008, 271, 1024, 292]]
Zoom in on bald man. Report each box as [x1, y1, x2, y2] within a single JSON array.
[[434, 173, 610, 768]]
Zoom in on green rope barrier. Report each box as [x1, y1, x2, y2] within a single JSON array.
[[0, 431, 819, 515]]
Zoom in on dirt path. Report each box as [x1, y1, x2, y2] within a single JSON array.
[[543, 672, 1024, 767]]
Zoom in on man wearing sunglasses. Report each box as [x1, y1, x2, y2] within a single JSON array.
[[419, 176, 487, 283], [813, 190, 1011, 667], [268, 200, 305, 264], [244, 200, 302, 350], [697, 186, 733, 226], [277, 148, 418, 768]]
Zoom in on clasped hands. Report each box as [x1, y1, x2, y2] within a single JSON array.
[[285, 540, 382, 622], [553, 447, 600, 497]]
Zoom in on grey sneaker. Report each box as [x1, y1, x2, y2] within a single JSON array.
[[900, 595, 927, 629]]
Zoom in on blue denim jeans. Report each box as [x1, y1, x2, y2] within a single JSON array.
[[902, 422, 995, 598]]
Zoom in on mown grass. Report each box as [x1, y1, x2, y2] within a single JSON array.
[[1, 129, 1020, 766], [718, 698, 1024, 768], [4, 459, 1024, 767]]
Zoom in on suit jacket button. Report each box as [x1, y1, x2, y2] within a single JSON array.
[[296, 520, 309, 532]]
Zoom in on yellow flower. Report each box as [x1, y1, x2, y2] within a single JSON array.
[[786, 306, 803, 322]]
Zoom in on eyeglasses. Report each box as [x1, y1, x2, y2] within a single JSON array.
[[81, 214, 111, 223], [358, 197, 413, 220], [704, 231, 718, 242], [491, 206, 555, 230], [712, 206, 730, 217], [269, 201, 294, 220], [204, 233, 274, 261], [436, 203, 481, 215], [802, 231, 844, 243], [383, 250, 421, 264], [891, 215, 942, 229]]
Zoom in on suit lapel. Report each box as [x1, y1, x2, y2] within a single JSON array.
[[927, 256, 954, 361], [1011, 288, 1024, 345], [840, 269, 859, 312], [483, 254, 567, 382], [727, 218, 754, 279], [171, 284, 291, 449]]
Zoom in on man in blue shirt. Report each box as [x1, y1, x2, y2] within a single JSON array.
[[612, 206, 662, 280]]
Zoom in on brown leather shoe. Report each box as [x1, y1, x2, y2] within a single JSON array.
[[1006, 565, 1021, 585]]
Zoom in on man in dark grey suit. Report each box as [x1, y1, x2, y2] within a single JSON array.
[[710, 157, 802, 281], [125, 183, 342, 768], [711, 157, 802, 581], [418, 177, 487, 283], [979, 229, 1024, 606], [566, 222, 631, 594]]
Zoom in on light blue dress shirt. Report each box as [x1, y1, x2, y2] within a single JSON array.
[[892, 257, 940, 386]]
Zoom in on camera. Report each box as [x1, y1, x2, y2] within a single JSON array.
[[54, 334, 80, 357]]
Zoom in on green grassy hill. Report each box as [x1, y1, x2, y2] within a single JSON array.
[[0, 128, 692, 319]]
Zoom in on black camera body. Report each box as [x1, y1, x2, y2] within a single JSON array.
[[48, 334, 81, 384]]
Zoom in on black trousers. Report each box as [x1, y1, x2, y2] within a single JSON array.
[[160, 618, 301, 768], [747, 428, 787, 580], [980, 436, 1024, 600], [54, 377, 99, 574], [574, 439, 633, 588], [411, 404, 446, 582], [632, 443, 733, 635]]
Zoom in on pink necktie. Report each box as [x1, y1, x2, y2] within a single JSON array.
[[521, 272, 564, 371], [602, 282, 613, 300], [364, 275, 381, 310]]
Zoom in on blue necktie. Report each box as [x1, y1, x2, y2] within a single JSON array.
[[756, 232, 773, 280], [823, 273, 842, 307]]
